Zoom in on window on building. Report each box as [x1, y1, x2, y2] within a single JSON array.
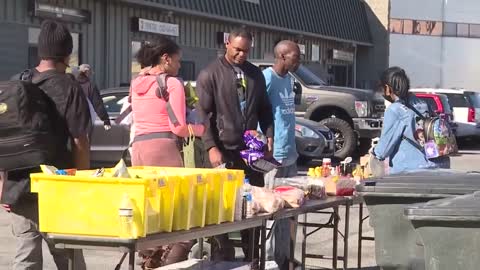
[[390, 19, 403, 34], [403, 20, 413, 34], [443, 22, 457, 37], [131, 41, 143, 78], [426, 21, 443, 36], [457, 23, 469, 37], [469, 24, 480, 38]]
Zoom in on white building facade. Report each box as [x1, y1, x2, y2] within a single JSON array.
[[389, 0, 480, 89]]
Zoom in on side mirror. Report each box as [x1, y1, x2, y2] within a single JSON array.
[[293, 82, 302, 105]]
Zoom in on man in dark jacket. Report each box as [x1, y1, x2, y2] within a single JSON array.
[[196, 28, 274, 263], [3, 20, 90, 270], [74, 64, 111, 137]]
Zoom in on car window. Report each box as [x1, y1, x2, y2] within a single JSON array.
[[418, 97, 438, 112], [445, 94, 469, 107], [102, 93, 128, 114], [465, 92, 480, 108], [293, 65, 327, 86], [438, 95, 453, 114], [258, 65, 271, 71]]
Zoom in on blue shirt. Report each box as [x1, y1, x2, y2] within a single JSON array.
[[263, 68, 298, 165], [374, 96, 435, 174]]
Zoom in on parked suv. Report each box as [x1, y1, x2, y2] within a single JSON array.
[[252, 61, 385, 159], [411, 89, 480, 139]]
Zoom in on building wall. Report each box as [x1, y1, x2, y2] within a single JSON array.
[[391, 0, 443, 21], [443, 37, 480, 89], [389, 0, 480, 89], [389, 34, 442, 88], [0, 0, 366, 89]]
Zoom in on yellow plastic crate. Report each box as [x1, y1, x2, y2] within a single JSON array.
[[130, 167, 208, 231], [132, 167, 244, 225], [30, 172, 162, 238]]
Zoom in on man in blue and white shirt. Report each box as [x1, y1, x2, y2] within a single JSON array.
[[263, 40, 301, 177], [263, 40, 301, 270]]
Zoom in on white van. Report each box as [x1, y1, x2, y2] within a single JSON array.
[[410, 88, 480, 138]]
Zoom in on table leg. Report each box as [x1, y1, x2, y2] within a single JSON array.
[[358, 203, 363, 269], [260, 221, 267, 270], [288, 216, 297, 270], [67, 249, 75, 270], [249, 227, 255, 263], [343, 203, 350, 270], [333, 207, 339, 270], [301, 214, 307, 270], [129, 251, 135, 270], [198, 238, 204, 259]]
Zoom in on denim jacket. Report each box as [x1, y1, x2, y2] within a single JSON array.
[[374, 96, 435, 174]]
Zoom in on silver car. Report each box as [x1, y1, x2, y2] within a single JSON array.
[[91, 87, 335, 166]]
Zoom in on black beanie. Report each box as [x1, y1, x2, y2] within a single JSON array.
[[38, 20, 73, 59]]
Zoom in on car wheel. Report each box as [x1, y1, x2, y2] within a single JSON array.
[[319, 117, 356, 160]]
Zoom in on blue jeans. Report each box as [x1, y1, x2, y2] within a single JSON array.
[[266, 162, 297, 269]]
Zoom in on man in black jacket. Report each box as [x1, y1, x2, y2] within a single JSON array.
[[3, 20, 90, 270], [196, 28, 274, 263]]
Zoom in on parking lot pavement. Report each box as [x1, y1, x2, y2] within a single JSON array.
[[0, 149, 477, 270]]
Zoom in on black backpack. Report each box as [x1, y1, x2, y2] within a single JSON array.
[[0, 70, 58, 171]]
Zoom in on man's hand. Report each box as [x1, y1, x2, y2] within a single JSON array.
[[103, 120, 112, 131], [73, 135, 90, 170], [208, 147, 223, 168], [264, 137, 274, 159]]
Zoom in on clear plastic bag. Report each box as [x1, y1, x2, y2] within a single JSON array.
[[251, 186, 285, 213], [273, 186, 305, 208]]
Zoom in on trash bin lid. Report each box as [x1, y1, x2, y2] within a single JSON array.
[[357, 169, 480, 196], [405, 191, 480, 221]]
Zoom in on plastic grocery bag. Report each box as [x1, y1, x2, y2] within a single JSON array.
[[369, 154, 387, 178], [273, 186, 305, 208], [183, 125, 196, 168], [251, 186, 284, 214]]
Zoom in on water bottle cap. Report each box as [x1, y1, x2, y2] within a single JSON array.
[[244, 178, 250, 184]]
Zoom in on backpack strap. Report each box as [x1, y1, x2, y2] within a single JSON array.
[[403, 102, 426, 120], [402, 135, 425, 153], [115, 74, 181, 127], [155, 74, 180, 127], [115, 85, 133, 125], [19, 69, 35, 81]]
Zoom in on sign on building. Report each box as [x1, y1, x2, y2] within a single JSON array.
[[331, 49, 354, 62], [298, 44, 306, 55], [131, 18, 179, 37]]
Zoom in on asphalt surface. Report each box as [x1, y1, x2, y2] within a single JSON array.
[[1, 148, 479, 270]]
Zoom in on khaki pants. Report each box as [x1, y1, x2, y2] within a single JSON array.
[[10, 196, 86, 270]]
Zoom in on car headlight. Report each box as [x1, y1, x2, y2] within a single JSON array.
[[295, 124, 320, 138], [355, 101, 369, 117]]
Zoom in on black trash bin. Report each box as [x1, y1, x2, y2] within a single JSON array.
[[356, 170, 480, 270], [405, 191, 480, 270]]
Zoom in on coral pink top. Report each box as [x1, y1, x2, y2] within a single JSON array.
[[131, 74, 204, 138]]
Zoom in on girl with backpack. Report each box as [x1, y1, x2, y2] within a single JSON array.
[[371, 67, 436, 174], [130, 39, 205, 268]]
